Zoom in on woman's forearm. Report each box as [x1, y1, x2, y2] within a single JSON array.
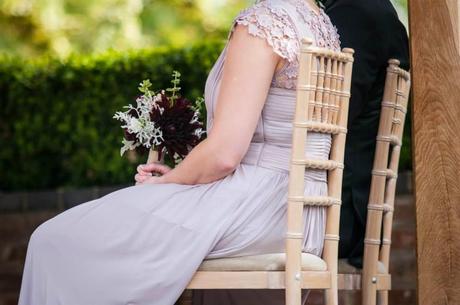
[[159, 138, 238, 185]]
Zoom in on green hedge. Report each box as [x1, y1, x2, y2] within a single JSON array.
[[0, 40, 411, 191], [0, 41, 224, 191]]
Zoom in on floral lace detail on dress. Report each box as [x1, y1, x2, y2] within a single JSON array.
[[231, 0, 341, 90], [292, 0, 341, 51], [232, 1, 299, 64]]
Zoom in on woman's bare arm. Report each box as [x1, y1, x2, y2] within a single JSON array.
[[138, 25, 281, 185]]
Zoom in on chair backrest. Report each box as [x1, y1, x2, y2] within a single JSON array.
[[362, 60, 411, 300], [286, 38, 354, 302]]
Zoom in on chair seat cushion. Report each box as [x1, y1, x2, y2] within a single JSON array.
[[198, 253, 327, 272], [337, 259, 387, 274]]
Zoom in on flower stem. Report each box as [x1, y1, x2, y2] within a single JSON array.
[[147, 147, 164, 164], [166, 71, 181, 106], [147, 148, 159, 164]]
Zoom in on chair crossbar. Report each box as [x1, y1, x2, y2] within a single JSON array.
[[396, 90, 407, 98], [297, 85, 351, 98], [287, 196, 342, 206], [364, 238, 381, 245], [381, 101, 407, 113], [371, 169, 398, 179], [376, 135, 402, 146], [383, 204, 395, 213], [367, 204, 384, 211], [304, 196, 341, 206], [293, 121, 347, 134], [187, 271, 332, 290], [311, 71, 345, 81], [382, 239, 392, 245], [387, 65, 411, 80], [367, 203, 394, 213], [307, 101, 340, 110], [301, 47, 354, 62], [292, 159, 344, 170], [324, 234, 340, 241], [286, 232, 304, 239]]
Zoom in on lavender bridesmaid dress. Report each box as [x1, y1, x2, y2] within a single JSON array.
[[18, 1, 340, 304]]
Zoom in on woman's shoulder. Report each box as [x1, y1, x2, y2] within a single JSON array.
[[231, 0, 299, 62]]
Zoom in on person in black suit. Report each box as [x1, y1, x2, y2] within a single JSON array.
[[323, 0, 410, 268]]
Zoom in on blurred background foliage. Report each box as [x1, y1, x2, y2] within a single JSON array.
[[0, 42, 223, 190], [0, 0, 409, 190], [0, 0, 250, 58], [0, 0, 407, 58]]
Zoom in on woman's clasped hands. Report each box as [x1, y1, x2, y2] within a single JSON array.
[[134, 163, 172, 185]]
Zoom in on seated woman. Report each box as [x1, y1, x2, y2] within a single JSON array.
[[18, 0, 340, 304]]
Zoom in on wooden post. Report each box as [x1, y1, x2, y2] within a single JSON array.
[[285, 39, 313, 305], [408, 1, 460, 304]]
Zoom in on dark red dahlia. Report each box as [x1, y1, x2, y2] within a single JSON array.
[[150, 93, 204, 160]]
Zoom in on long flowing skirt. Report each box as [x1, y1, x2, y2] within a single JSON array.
[[18, 164, 326, 305]]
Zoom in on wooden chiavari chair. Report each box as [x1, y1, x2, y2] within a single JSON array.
[[336, 59, 411, 305], [185, 39, 354, 305]]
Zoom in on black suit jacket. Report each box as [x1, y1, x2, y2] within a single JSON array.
[[325, 0, 409, 268]]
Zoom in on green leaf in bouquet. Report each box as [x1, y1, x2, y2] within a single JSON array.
[[166, 70, 182, 104], [120, 138, 140, 157], [138, 79, 153, 95], [192, 96, 205, 114]]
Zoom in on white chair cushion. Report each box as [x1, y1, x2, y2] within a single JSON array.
[[198, 253, 327, 272], [338, 259, 387, 274]]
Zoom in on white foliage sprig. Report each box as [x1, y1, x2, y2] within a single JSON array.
[[113, 80, 165, 156]]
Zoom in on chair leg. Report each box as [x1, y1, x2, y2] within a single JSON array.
[[286, 286, 302, 305], [325, 288, 338, 305], [362, 280, 377, 305], [377, 290, 388, 305]]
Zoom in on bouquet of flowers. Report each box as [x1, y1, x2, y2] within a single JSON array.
[[113, 71, 206, 164]]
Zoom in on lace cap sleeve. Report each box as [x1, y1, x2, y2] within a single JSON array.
[[229, 1, 299, 63]]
